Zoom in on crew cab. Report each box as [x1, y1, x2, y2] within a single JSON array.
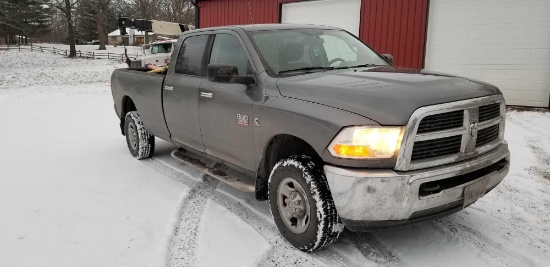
[[110, 24, 510, 252]]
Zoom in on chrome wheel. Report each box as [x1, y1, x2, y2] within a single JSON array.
[[127, 121, 138, 151], [277, 177, 311, 234]]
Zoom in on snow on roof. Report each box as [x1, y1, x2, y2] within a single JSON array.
[[108, 28, 153, 36]]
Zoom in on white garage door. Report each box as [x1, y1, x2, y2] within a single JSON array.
[[425, 0, 550, 107], [281, 0, 361, 37]]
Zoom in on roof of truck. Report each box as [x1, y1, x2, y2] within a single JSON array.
[[192, 23, 341, 33]]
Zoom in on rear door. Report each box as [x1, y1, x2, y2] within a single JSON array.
[[198, 31, 257, 171], [163, 34, 210, 151]]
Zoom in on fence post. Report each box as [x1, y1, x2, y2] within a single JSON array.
[[92, 51, 94, 59], [40, 46, 43, 52], [65, 49, 67, 55], [79, 50, 81, 57], [53, 47, 56, 54], [107, 52, 109, 59]]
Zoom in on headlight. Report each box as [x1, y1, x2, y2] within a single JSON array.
[[328, 126, 404, 159]]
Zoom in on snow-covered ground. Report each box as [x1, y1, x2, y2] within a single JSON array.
[[1, 51, 549, 267]]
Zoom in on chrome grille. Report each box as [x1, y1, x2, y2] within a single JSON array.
[[479, 103, 500, 122], [417, 110, 464, 133], [476, 124, 499, 147], [411, 135, 462, 160], [396, 95, 505, 171]]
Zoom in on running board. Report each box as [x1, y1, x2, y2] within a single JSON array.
[[170, 149, 255, 193]]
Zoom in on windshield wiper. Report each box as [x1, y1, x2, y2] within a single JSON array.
[[278, 66, 334, 74], [334, 64, 382, 69]]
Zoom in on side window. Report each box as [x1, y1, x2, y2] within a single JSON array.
[[209, 34, 252, 76], [175, 35, 209, 76], [151, 45, 158, 54]]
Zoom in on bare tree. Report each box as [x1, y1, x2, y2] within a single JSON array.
[[94, 0, 111, 50], [160, 0, 195, 25], [52, 0, 78, 57]]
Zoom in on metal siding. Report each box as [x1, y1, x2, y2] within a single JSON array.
[[199, 0, 427, 68], [360, 0, 428, 68]]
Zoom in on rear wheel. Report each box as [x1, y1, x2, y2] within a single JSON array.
[[269, 155, 344, 252], [124, 111, 155, 159]]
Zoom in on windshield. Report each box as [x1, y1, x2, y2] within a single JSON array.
[[151, 43, 173, 54], [249, 29, 388, 75]]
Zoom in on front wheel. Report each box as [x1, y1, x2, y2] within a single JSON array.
[[269, 155, 344, 252], [124, 111, 155, 159]]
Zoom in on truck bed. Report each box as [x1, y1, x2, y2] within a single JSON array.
[[111, 68, 170, 140]]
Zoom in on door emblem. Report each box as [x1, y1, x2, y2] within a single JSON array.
[[469, 122, 479, 137], [237, 114, 249, 126], [254, 118, 261, 127]]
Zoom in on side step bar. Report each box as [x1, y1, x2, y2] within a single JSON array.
[[170, 149, 255, 193]]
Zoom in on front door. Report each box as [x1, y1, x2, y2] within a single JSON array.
[[163, 34, 210, 152], [199, 32, 257, 171]]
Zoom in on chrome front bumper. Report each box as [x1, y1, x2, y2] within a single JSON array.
[[324, 143, 510, 231]]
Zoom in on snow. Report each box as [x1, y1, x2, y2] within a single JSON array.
[[1, 50, 550, 267], [197, 200, 271, 267], [0, 52, 189, 267]]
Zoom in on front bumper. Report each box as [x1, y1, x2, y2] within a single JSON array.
[[324, 143, 510, 231]]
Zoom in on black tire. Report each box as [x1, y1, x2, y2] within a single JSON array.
[[124, 111, 155, 159], [269, 155, 344, 252]]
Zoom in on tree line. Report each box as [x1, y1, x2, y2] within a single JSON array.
[[0, 0, 196, 56]]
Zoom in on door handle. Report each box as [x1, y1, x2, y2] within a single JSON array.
[[164, 85, 173, 91], [200, 91, 213, 98]]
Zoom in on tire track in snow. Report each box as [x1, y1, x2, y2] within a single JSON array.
[[146, 156, 393, 267], [143, 159, 220, 267], [168, 176, 219, 267], [348, 232, 403, 267], [431, 219, 530, 267], [210, 191, 369, 267], [151, 157, 351, 266]]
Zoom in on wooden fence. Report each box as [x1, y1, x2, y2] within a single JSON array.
[[0, 44, 140, 62]]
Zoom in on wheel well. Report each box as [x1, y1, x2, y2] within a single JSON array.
[[255, 134, 323, 200], [120, 96, 136, 135]]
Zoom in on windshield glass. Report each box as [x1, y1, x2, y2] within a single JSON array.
[[249, 29, 388, 75], [151, 43, 173, 54]]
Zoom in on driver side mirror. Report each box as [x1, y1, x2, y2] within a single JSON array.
[[382, 54, 394, 65], [207, 64, 255, 85]]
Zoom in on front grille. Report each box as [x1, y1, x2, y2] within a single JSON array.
[[476, 124, 500, 147], [479, 103, 501, 122], [130, 60, 143, 68], [397, 97, 505, 171], [417, 110, 464, 133], [411, 135, 462, 161]]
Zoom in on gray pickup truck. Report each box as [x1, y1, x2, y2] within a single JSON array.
[[111, 24, 510, 252]]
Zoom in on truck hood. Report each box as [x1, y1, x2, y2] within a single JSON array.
[[275, 67, 500, 125]]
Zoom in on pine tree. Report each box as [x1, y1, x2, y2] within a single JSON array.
[[0, 0, 51, 44]]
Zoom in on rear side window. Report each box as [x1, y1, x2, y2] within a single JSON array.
[[175, 35, 209, 76]]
